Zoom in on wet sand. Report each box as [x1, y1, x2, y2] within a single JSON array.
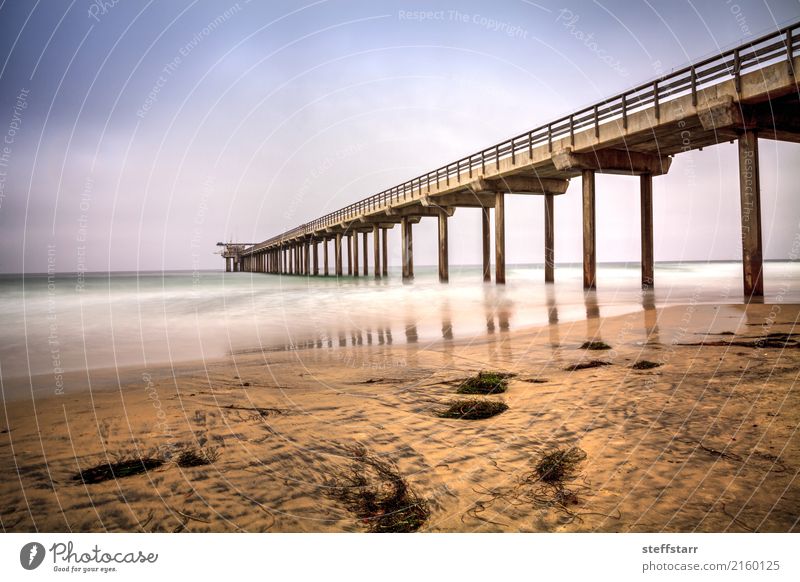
[[1, 303, 798, 532]]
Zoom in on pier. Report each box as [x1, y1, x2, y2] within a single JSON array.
[[221, 22, 800, 299]]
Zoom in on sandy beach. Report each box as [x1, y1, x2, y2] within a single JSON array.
[[1, 302, 798, 533]]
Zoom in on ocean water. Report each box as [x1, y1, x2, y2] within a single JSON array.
[[1, 261, 798, 383]]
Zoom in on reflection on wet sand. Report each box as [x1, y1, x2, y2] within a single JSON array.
[[546, 285, 560, 347], [584, 290, 603, 343], [642, 290, 659, 343], [242, 283, 680, 357], [441, 297, 454, 341]]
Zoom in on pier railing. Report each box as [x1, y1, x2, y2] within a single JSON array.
[[253, 20, 799, 251]]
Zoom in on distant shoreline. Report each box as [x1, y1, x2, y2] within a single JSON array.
[[1, 259, 795, 278]]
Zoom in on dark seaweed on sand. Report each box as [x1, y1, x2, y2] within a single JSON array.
[[326, 446, 429, 533], [176, 447, 219, 468], [73, 457, 164, 484], [437, 399, 508, 420], [457, 371, 512, 395], [564, 360, 611, 371], [580, 341, 612, 350], [631, 360, 662, 370]]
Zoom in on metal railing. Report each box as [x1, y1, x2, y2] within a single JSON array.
[[245, 21, 799, 253]]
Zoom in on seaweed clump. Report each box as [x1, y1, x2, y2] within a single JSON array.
[[631, 360, 662, 370], [463, 446, 607, 526], [564, 360, 611, 371], [535, 447, 587, 485], [437, 399, 508, 420], [457, 371, 512, 395], [176, 447, 219, 468], [73, 456, 164, 484], [326, 446, 429, 533], [580, 341, 612, 350]]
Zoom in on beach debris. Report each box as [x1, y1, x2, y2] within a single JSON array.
[[176, 446, 219, 468], [520, 378, 548, 384], [535, 447, 587, 485], [464, 446, 611, 527], [436, 399, 508, 420], [679, 332, 800, 349], [631, 360, 662, 370], [223, 404, 285, 418], [563, 360, 611, 371], [457, 371, 513, 395], [580, 340, 612, 350], [325, 446, 429, 533], [72, 455, 164, 485]]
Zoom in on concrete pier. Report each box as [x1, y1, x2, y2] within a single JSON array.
[[347, 234, 353, 275], [228, 24, 800, 298], [381, 228, 388, 276], [438, 211, 449, 283], [323, 239, 329, 276], [353, 231, 359, 277], [582, 169, 596, 290], [640, 174, 654, 288], [739, 129, 764, 297], [363, 232, 369, 276], [544, 193, 554, 283], [335, 233, 343, 277], [495, 192, 505, 284], [373, 225, 381, 278], [401, 216, 414, 281], [482, 207, 491, 282]]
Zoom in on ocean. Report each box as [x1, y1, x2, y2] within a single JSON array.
[[1, 261, 798, 388]]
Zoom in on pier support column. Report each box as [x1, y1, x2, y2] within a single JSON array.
[[438, 211, 449, 283], [323, 239, 329, 276], [347, 234, 353, 275], [313, 241, 319, 275], [335, 234, 343, 277], [401, 217, 414, 281], [582, 169, 596, 289], [353, 233, 359, 277], [481, 207, 491, 282], [495, 192, 505, 284], [739, 129, 764, 298], [381, 228, 388, 276], [225, 257, 231, 272], [544, 193, 555, 283], [305, 242, 310, 275], [373, 225, 381, 279], [640, 174, 654, 288], [363, 232, 369, 276]]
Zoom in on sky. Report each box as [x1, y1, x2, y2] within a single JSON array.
[[0, 0, 799, 273]]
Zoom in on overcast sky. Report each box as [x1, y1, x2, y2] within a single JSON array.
[[0, 0, 799, 273]]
